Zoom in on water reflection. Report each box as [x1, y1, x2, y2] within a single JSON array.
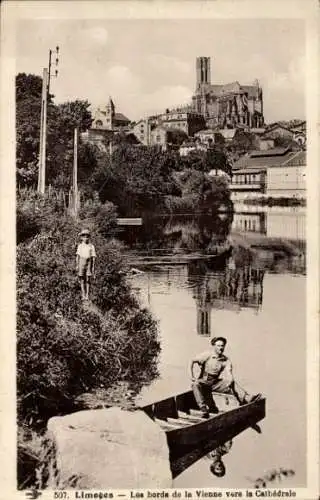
[[119, 212, 233, 254], [232, 205, 306, 244], [207, 440, 233, 478], [120, 210, 305, 276], [188, 256, 265, 336], [233, 212, 266, 234]]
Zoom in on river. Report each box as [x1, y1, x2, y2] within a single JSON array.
[[120, 206, 306, 488]]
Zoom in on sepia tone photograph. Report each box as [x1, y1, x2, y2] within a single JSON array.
[[1, 0, 319, 497]]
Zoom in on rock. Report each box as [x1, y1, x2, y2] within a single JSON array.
[[47, 407, 172, 489]]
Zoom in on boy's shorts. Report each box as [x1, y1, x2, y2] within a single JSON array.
[[78, 258, 92, 278]]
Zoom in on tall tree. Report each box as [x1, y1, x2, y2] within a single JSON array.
[[16, 73, 94, 189]]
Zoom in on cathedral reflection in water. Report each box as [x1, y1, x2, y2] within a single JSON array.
[[188, 257, 265, 337]]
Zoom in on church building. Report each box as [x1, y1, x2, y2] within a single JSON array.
[[192, 57, 264, 129], [92, 97, 130, 131]]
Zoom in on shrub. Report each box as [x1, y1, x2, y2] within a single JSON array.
[[17, 192, 160, 428]]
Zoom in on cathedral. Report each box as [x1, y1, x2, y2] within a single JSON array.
[[192, 57, 264, 129]]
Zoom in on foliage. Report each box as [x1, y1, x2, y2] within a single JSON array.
[[170, 169, 232, 214], [273, 136, 301, 150], [180, 147, 232, 176], [16, 73, 93, 189], [226, 130, 258, 161], [17, 192, 160, 427], [91, 144, 179, 216], [87, 141, 232, 217]]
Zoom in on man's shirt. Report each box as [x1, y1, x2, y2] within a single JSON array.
[[76, 242, 96, 260], [194, 350, 232, 380]]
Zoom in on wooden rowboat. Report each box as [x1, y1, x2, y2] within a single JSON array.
[[141, 390, 266, 478]]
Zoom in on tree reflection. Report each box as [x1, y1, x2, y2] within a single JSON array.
[[189, 253, 265, 336], [118, 212, 233, 255]]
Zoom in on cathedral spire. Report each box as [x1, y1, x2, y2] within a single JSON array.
[[107, 96, 115, 111]]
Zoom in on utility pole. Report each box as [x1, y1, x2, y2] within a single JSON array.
[[37, 46, 60, 194], [38, 68, 48, 193], [72, 127, 79, 218]]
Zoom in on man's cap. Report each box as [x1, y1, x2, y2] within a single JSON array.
[[80, 229, 90, 236], [211, 336, 227, 346]]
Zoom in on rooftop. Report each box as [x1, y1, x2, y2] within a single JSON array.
[[249, 147, 290, 158], [197, 81, 260, 99], [233, 148, 306, 170], [195, 129, 216, 135], [114, 112, 130, 123]]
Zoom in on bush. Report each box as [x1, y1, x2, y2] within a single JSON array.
[[17, 192, 160, 428]]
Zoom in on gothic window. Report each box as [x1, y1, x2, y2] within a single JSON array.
[[95, 120, 103, 128]]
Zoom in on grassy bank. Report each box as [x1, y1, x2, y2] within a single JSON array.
[[17, 190, 161, 488]]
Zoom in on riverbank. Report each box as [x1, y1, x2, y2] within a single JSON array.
[[17, 191, 161, 489]]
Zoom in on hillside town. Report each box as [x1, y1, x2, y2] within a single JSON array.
[[82, 56, 306, 202]]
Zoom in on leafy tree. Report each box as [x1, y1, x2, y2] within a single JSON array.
[[227, 130, 258, 160], [91, 144, 178, 216], [273, 136, 301, 150], [16, 74, 47, 187], [16, 73, 94, 189], [180, 147, 231, 176]]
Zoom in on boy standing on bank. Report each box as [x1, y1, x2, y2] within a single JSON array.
[[76, 229, 96, 301]]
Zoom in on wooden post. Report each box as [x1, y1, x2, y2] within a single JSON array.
[[38, 68, 48, 194], [72, 127, 79, 217]]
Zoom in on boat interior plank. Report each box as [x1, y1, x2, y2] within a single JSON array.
[[166, 417, 190, 427], [176, 391, 199, 414], [154, 417, 181, 430], [177, 411, 208, 422], [153, 397, 178, 420]]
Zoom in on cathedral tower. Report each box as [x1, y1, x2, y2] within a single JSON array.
[[105, 97, 115, 130], [196, 57, 211, 89]]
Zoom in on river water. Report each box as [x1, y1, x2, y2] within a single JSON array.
[[121, 206, 306, 488]]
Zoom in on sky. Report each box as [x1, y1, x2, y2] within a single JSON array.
[[16, 18, 306, 123]]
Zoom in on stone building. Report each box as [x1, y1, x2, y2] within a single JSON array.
[[150, 125, 170, 151], [192, 57, 264, 129], [159, 108, 206, 137], [92, 97, 130, 131], [132, 119, 152, 146]]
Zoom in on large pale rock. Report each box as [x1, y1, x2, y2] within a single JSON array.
[[47, 407, 172, 489]]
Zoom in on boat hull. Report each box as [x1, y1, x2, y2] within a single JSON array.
[[142, 390, 266, 478]]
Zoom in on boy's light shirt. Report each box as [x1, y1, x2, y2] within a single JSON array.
[[76, 242, 96, 259]]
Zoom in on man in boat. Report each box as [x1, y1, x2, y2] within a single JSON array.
[[190, 337, 261, 418]]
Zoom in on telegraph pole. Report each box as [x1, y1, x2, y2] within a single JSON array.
[[72, 127, 79, 218], [37, 46, 60, 194], [38, 68, 48, 193]]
